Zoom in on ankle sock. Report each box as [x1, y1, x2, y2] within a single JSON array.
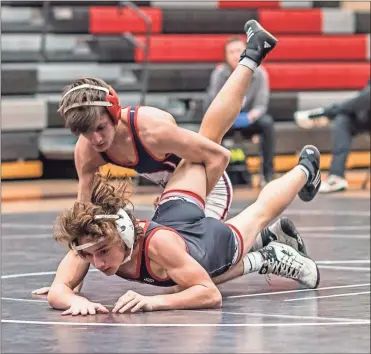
[[297, 164, 311, 183], [239, 57, 257, 72], [242, 251, 264, 275]]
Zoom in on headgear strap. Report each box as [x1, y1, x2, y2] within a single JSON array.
[[61, 84, 122, 123], [72, 208, 135, 264]]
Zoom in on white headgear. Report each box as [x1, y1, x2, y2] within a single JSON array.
[[61, 84, 112, 114], [73, 208, 135, 264]]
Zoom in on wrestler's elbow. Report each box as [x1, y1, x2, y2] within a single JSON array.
[[202, 286, 222, 309], [208, 287, 223, 309], [47, 286, 61, 309], [47, 284, 71, 310], [212, 146, 231, 170]]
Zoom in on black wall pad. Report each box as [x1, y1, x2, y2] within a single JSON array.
[[41, 158, 78, 179], [162, 9, 258, 34], [1, 69, 38, 95], [145, 65, 214, 92], [86, 36, 136, 63], [313, 1, 340, 8], [267, 92, 298, 123], [2, 131, 40, 161], [47, 102, 64, 129], [355, 12, 371, 34], [47, 6, 89, 33]]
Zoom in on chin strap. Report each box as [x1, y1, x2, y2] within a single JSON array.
[[121, 245, 134, 265]]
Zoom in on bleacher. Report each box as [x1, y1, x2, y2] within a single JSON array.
[[1, 0, 370, 180]]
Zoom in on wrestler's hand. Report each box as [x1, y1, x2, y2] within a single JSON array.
[[32, 286, 51, 295], [61, 297, 109, 316], [153, 196, 160, 209], [112, 290, 155, 313]]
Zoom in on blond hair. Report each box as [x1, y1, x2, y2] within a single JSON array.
[[53, 174, 144, 252], [58, 78, 111, 135]]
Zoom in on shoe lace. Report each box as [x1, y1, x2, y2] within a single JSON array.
[[263, 248, 303, 284]]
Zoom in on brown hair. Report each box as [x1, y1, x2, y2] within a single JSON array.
[[53, 174, 144, 252], [58, 78, 111, 135], [224, 35, 245, 61]]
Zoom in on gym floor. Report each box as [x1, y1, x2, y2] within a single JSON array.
[[1, 188, 370, 353]]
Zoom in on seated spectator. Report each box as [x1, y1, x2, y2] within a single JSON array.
[[295, 78, 370, 193], [206, 36, 276, 187]]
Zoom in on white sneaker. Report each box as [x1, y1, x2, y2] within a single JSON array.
[[258, 241, 320, 289], [319, 175, 348, 193], [294, 108, 329, 130]]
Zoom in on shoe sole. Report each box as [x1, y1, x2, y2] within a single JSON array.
[[281, 218, 320, 288], [280, 217, 308, 256], [298, 145, 321, 202], [298, 248, 320, 289], [244, 20, 278, 43]]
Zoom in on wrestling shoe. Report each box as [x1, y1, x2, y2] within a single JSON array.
[[258, 241, 320, 289], [240, 20, 278, 68], [260, 217, 307, 255], [298, 145, 322, 202]]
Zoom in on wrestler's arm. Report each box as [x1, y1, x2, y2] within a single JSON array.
[[147, 230, 222, 310], [75, 138, 105, 202], [47, 250, 90, 310], [153, 119, 231, 195], [31, 140, 104, 297]]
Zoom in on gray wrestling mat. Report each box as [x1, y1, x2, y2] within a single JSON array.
[[2, 195, 370, 353]]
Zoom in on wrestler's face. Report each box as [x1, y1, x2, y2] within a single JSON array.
[[225, 40, 245, 70], [82, 115, 116, 152], [79, 236, 125, 276]]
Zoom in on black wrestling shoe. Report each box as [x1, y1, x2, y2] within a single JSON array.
[[240, 20, 278, 67], [298, 145, 322, 202], [260, 217, 308, 256], [258, 242, 320, 289]]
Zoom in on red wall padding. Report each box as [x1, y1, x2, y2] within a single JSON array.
[[135, 35, 369, 62], [135, 35, 229, 62], [265, 63, 370, 90], [89, 7, 162, 34], [269, 35, 368, 61], [218, 1, 280, 8], [260, 9, 322, 34]]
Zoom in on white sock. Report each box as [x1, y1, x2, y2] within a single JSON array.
[[296, 165, 310, 183], [242, 251, 264, 275], [239, 57, 257, 72]]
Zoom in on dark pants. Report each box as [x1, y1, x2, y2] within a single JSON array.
[[330, 113, 370, 177], [239, 114, 275, 181]]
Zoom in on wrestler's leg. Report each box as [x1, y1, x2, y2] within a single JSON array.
[[199, 21, 277, 144], [211, 165, 317, 287]]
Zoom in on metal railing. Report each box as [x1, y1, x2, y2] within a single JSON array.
[[118, 1, 152, 105], [40, 0, 50, 62], [39, 0, 152, 105]]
